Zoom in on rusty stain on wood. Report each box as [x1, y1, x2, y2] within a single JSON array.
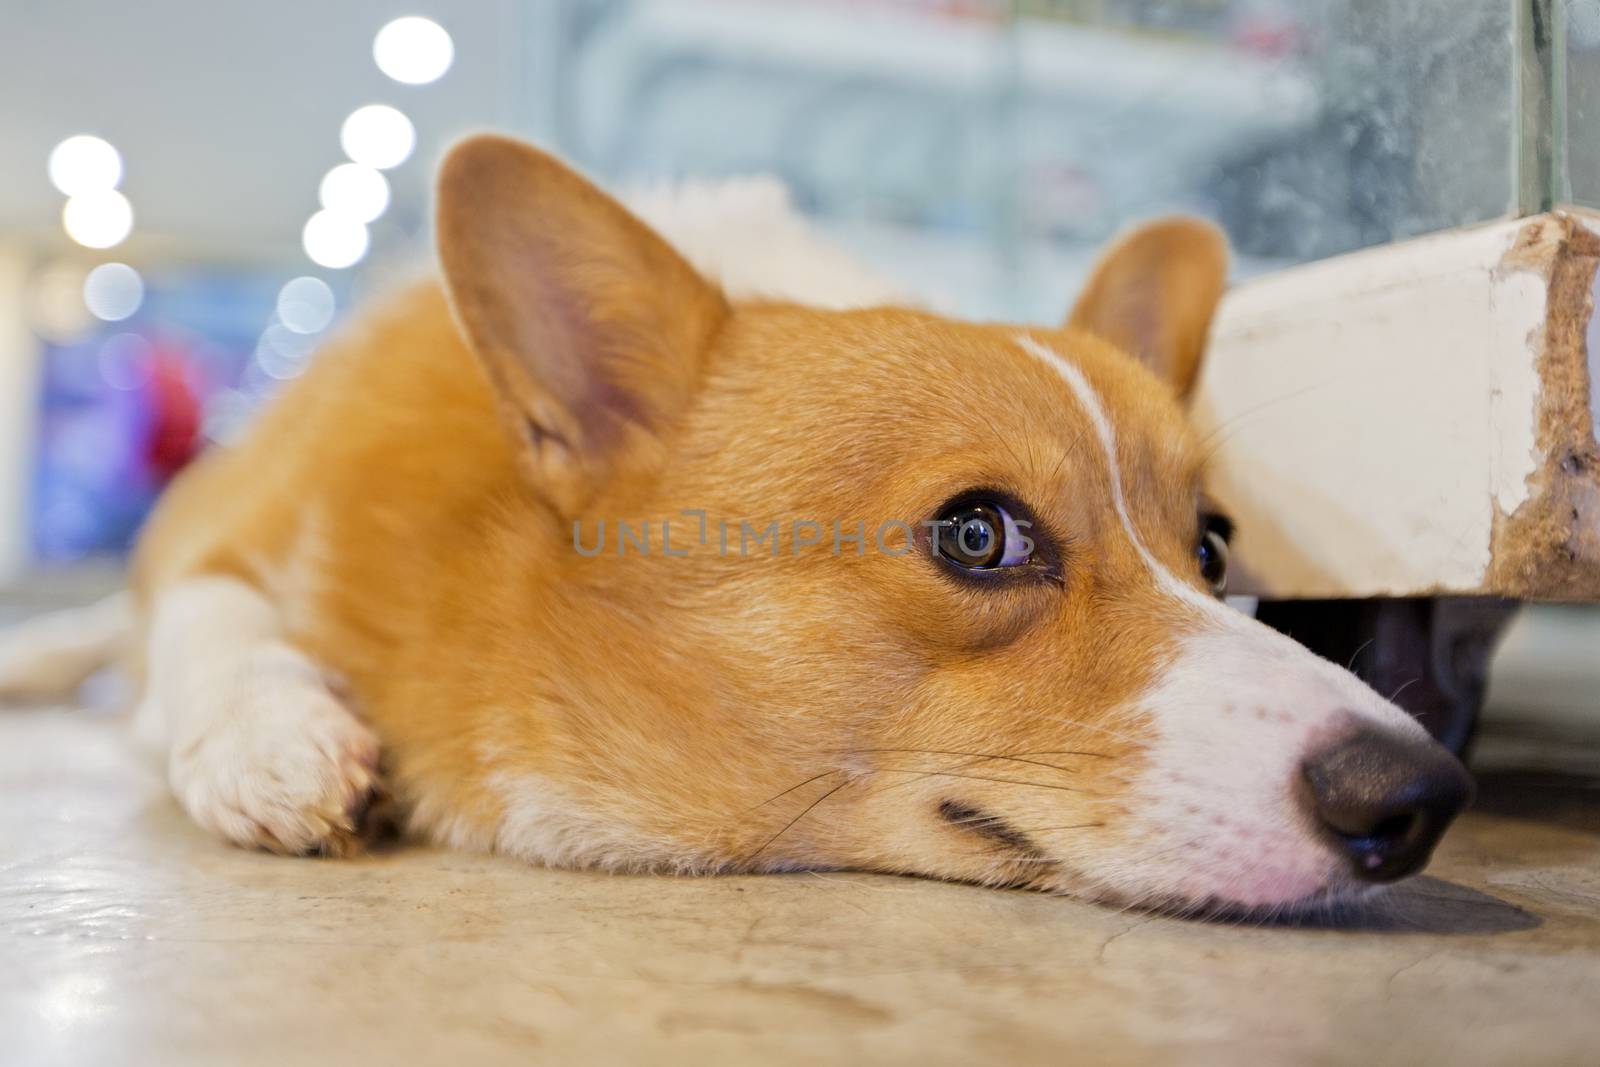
[[1488, 211, 1600, 599]]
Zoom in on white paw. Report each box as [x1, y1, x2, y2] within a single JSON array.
[[166, 647, 384, 856]]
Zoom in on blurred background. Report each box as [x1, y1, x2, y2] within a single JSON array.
[[0, 0, 1593, 575]]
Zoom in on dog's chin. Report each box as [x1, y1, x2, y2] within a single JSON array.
[[1010, 845, 1389, 922], [1149, 881, 1388, 925], [1057, 871, 1386, 924]]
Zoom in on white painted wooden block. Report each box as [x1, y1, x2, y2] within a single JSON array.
[[1194, 210, 1600, 600]]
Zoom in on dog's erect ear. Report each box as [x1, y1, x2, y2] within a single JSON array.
[[1066, 217, 1229, 400], [437, 135, 728, 513]]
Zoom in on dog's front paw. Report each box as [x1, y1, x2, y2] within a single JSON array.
[[166, 650, 387, 857]]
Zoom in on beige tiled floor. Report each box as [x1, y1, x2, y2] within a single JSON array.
[[3, 588, 1600, 1064]]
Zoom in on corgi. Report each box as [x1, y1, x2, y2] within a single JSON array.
[[0, 135, 1471, 916]]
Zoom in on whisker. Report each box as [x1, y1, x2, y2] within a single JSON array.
[[1024, 714, 1142, 745], [941, 810, 1022, 827], [943, 817, 1107, 844], [875, 767, 1094, 794], [1046, 425, 1091, 486], [977, 407, 1033, 480], [745, 778, 852, 863], [833, 747, 1113, 774], [1387, 677, 1421, 703], [1195, 379, 1337, 468], [935, 810, 1104, 834], [749, 769, 844, 810]]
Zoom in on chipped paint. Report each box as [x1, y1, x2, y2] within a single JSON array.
[[1485, 213, 1600, 599], [1586, 217, 1600, 452], [1590, 268, 1600, 452]]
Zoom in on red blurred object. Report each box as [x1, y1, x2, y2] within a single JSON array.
[[145, 348, 202, 480]]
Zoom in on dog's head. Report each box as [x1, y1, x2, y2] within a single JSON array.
[[435, 135, 1471, 914]]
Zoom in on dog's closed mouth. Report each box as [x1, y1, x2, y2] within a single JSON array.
[[937, 799, 1042, 857]]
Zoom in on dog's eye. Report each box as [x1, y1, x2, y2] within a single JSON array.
[[1198, 525, 1229, 596], [935, 501, 1032, 569]]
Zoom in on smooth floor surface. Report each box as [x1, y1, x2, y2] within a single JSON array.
[[4, 578, 1600, 1065], [2, 702, 1599, 1067]]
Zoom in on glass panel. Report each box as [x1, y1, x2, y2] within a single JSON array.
[[0, 0, 1555, 564], [1567, 0, 1600, 207], [556, 0, 1517, 321]]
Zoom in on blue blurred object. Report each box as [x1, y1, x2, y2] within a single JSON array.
[[30, 270, 316, 561]]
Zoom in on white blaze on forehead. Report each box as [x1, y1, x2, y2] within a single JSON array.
[[1012, 329, 1428, 719], [1014, 333, 1219, 616]]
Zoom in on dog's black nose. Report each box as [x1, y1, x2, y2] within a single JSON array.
[[1301, 726, 1474, 883]]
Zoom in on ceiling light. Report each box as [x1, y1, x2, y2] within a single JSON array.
[[62, 190, 134, 248], [302, 210, 369, 269], [318, 163, 390, 224], [373, 17, 454, 85], [48, 135, 123, 196], [340, 105, 415, 170]]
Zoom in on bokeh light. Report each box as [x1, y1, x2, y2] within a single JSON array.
[[301, 210, 369, 269], [373, 17, 454, 85], [256, 323, 316, 380], [339, 105, 415, 170], [82, 262, 144, 321], [62, 189, 134, 249], [318, 163, 390, 224], [48, 135, 123, 196], [276, 276, 337, 334]]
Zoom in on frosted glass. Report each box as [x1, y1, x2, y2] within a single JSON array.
[[562, 1, 1521, 319]]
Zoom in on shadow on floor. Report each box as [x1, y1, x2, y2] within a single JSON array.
[[1183, 877, 1542, 936], [1469, 769, 1600, 836]]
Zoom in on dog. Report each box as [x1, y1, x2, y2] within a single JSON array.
[[0, 134, 1471, 916]]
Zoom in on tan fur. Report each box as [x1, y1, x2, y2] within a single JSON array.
[[1068, 216, 1228, 399], [115, 136, 1376, 907]]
